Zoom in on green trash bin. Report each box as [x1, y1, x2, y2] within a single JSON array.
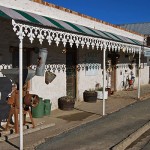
[[32, 97, 44, 118], [44, 99, 51, 116]]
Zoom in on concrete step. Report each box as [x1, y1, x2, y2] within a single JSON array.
[[0, 122, 55, 142]]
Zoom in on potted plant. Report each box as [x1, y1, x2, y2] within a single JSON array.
[[96, 87, 108, 100], [95, 83, 108, 99], [105, 87, 112, 96], [58, 96, 75, 110], [83, 89, 97, 102]]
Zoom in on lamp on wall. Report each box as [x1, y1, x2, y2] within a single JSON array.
[[62, 48, 67, 54], [121, 47, 126, 53]]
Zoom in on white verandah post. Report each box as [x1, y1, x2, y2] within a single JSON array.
[[102, 43, 106, 116], [19, 29, 23, 150], [138, 48, 141, 99]]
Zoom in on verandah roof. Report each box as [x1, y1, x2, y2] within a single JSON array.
[[0, 5, 142, 46]]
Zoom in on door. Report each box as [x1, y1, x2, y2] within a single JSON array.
[[110, 52, 119, 92], [66, 43, 77, 98], [111, 66, 116, 92]]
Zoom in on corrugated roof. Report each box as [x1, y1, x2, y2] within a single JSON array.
[[0, 5, 143, 46], [119, 23, 150, 35]]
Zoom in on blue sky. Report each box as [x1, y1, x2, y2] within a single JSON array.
[[45, 0, 150, 24]]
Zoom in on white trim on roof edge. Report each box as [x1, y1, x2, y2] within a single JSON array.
[[12, 19, 142, 53]]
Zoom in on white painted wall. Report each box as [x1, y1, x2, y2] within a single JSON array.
[[0, 0, 144, 41], [77, 47, 107, 101], [116, 64, 149, 91], [77, 69, 102, 101], [30, 69, 66, 110], [0, 20, 66, 110], [140, 65, 149, 84]]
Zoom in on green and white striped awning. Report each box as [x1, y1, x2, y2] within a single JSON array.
[[0, 5, 143, 46]]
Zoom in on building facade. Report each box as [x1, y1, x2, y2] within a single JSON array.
[[0, 0, 149, 114]]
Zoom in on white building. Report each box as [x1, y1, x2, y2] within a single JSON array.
[[0, 0, 149, 114]]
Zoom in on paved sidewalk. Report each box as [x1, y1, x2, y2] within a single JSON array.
[[0, 84, 150, 150], [36, 97, 150, 150]]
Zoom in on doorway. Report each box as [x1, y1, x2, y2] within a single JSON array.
[[66, 43, 77, 98], [111, 66, 116, 92], [108, 52, 119, 92]]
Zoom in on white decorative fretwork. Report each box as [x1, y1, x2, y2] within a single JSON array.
[[12, 20, 141, 53]]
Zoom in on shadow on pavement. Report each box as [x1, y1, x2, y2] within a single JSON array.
[[5, 136, 19, 150], [57, 111, 93, 122]]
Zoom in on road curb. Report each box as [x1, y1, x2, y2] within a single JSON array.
[[0, 123, 55, 142], [111, 120, 150, 150]]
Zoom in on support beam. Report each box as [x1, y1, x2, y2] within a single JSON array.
[[19, 29, 23, 150], [138, 48, 141, 99], [103, 43, 106, 116]]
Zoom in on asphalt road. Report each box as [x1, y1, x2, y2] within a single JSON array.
[[36, 99, 150, 150]]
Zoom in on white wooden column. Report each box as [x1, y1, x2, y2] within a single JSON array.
[[19, 27, 24, 150], [102, 43, 106, 116], [138, 48, 141, 99]]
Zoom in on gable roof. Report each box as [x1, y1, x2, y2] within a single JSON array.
[[119, 23, 150, 35]]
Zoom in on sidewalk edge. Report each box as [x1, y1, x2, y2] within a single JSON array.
[[33, 115, 101, 149]]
